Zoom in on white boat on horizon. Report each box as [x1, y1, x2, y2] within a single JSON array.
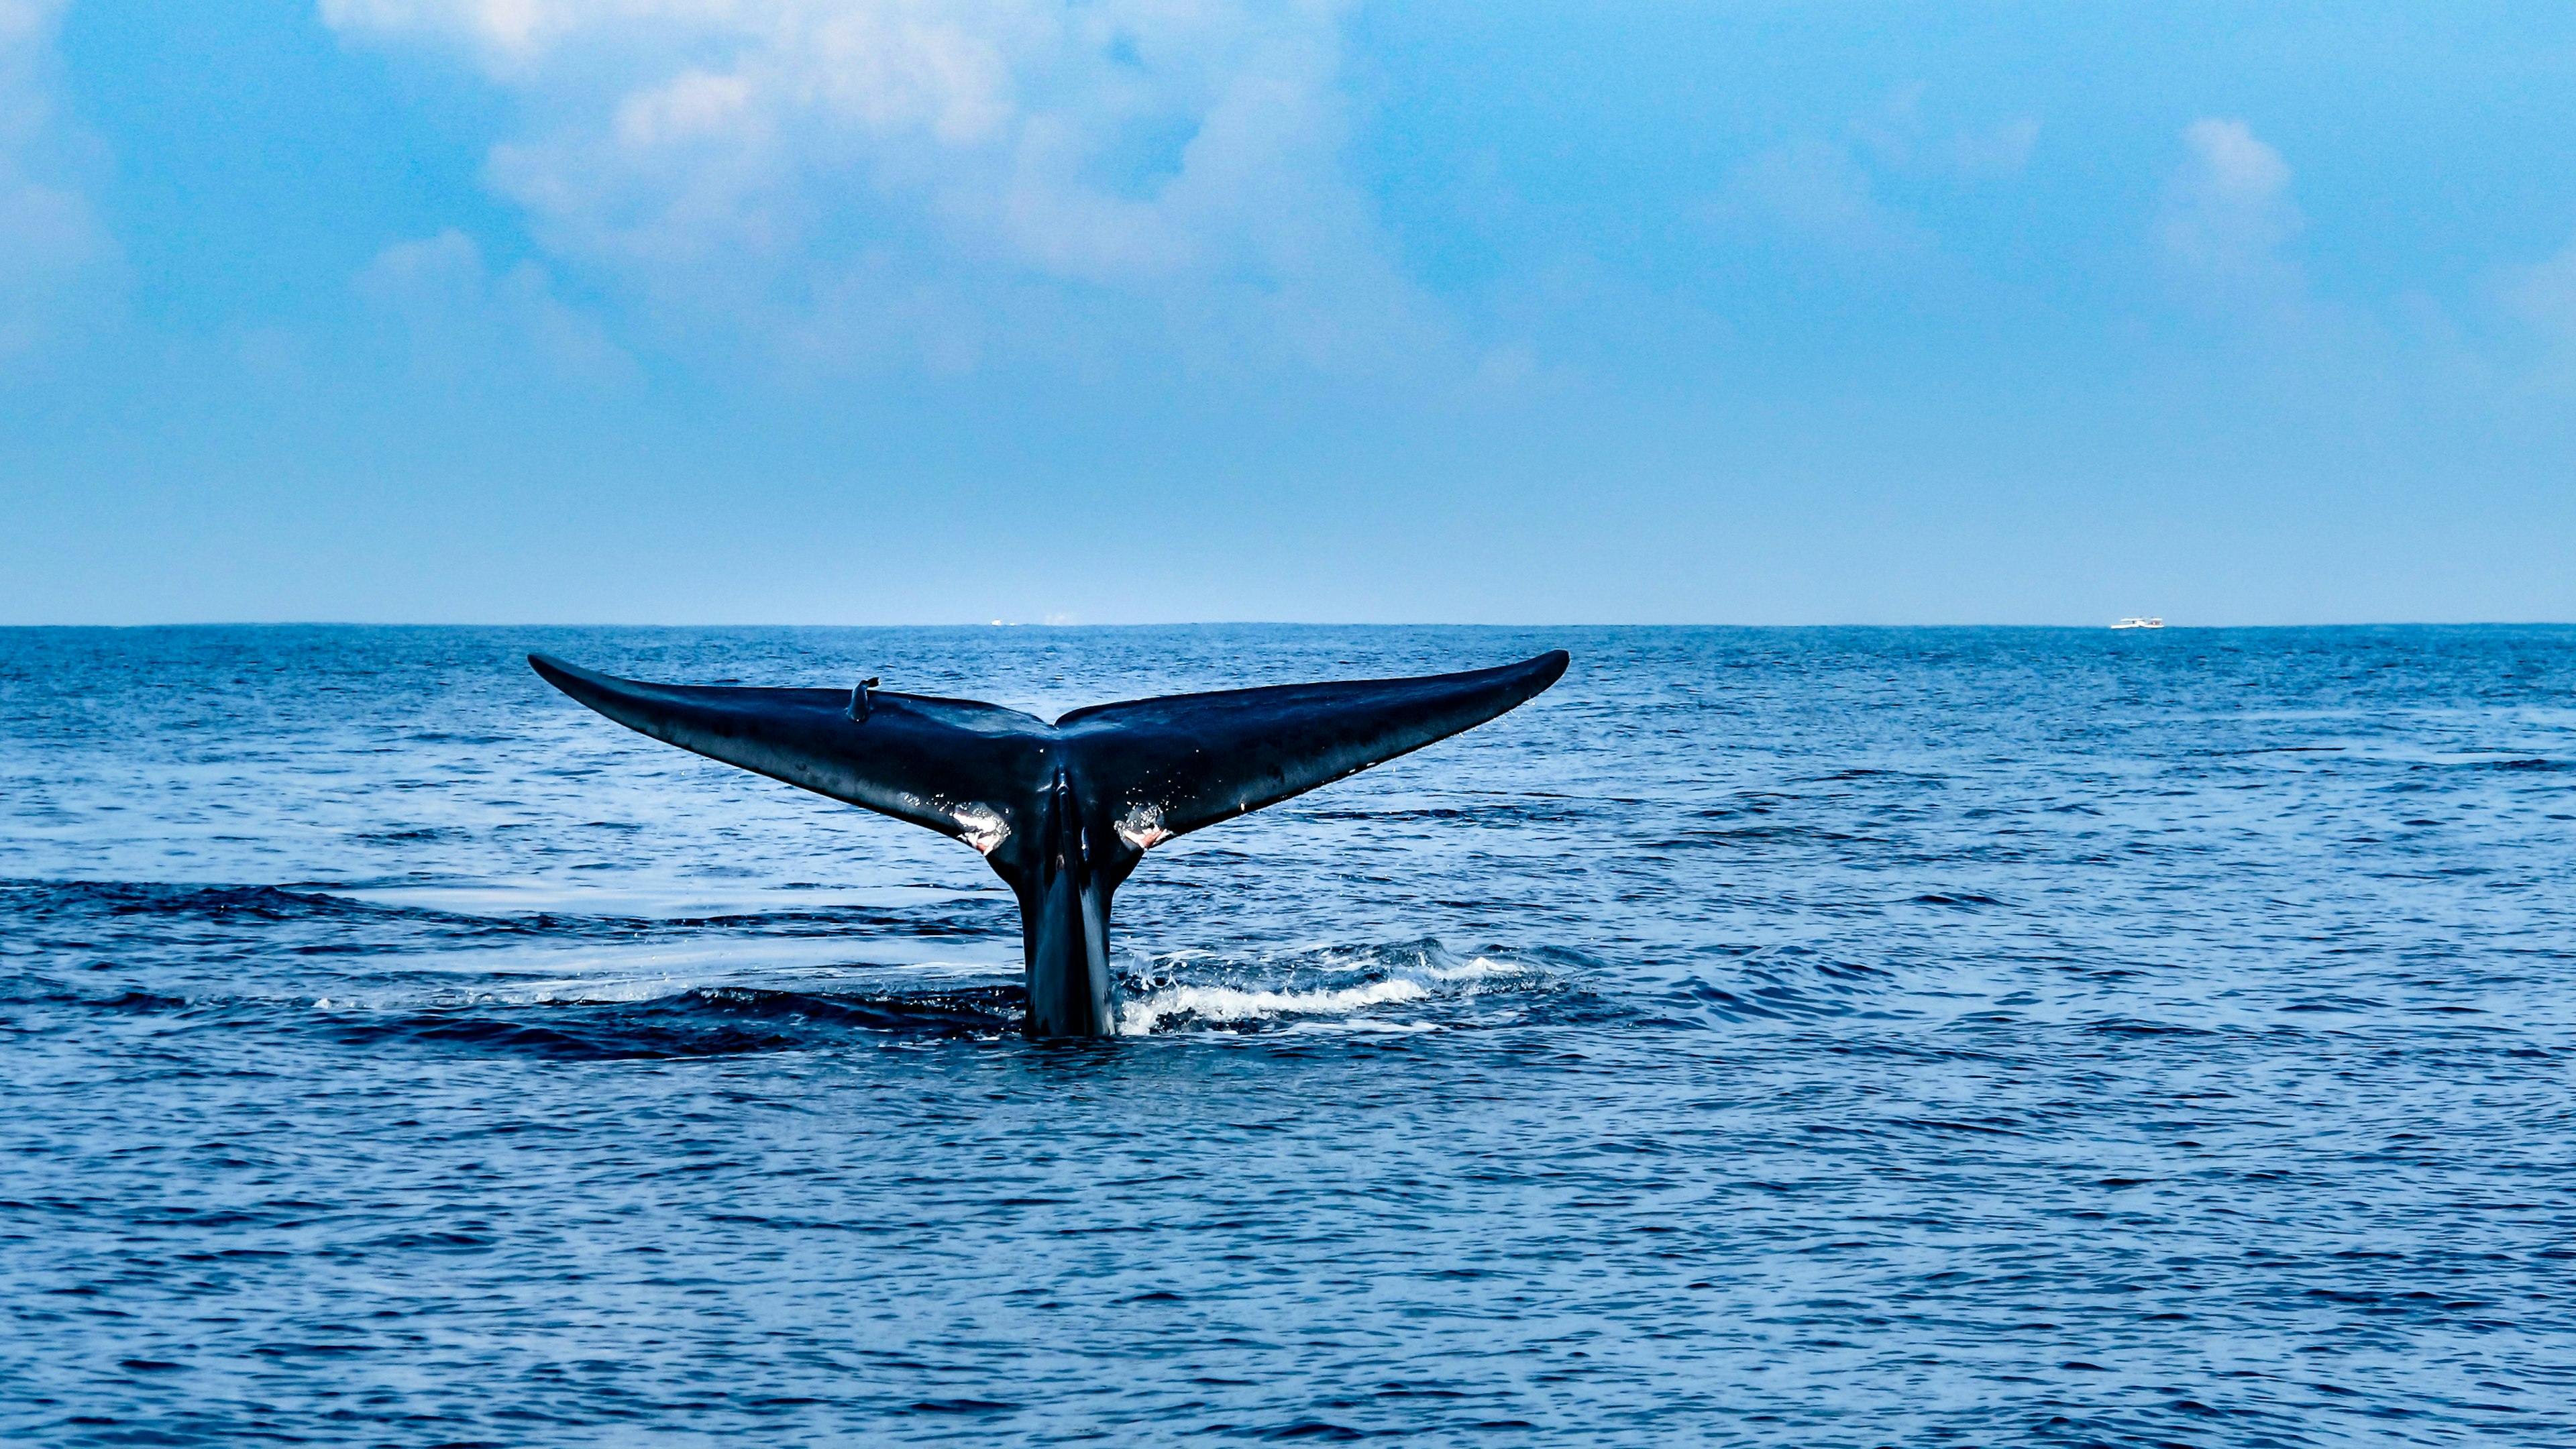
[[2111, 616, 2165, 629]]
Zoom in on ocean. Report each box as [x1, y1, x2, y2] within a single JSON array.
[[3, 624, 2571, 1446]]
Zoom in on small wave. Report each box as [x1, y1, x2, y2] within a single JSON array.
[[324, 881, 1011, 922], [15, 976, 1024, 1055], [1119, 977, 1432, 1034], [1664, 945, 1904, 1024], [0, 879, 398, 925], [1112, 938, 1564, 1036], [317, 985, 1022, 1058]]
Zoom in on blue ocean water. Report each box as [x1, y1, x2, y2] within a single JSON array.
[[3, 624, 2572, 1446]]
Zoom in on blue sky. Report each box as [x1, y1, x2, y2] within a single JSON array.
[[5, 1, 2574, 625]]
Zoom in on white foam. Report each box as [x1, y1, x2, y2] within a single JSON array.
[[1245, 949, 1533, 982], [1419, 955, 1532, 983], [1118, 977, 1431, 1035]]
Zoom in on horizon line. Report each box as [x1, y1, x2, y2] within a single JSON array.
[[6, 620, 2574, 632]]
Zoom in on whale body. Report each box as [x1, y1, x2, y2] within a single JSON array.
[[528, 649, 1569, 1037]]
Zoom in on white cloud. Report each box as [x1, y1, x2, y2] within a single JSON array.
[[2158, 118, 2300, 287], [0, 0, 113, 357], [1945, 117, 2039, 180], [1709, 89, 2035, 263], [1717, 138, 1926, 256], [2506, 235, 2576, 337], [1848, 83, 2037, 180], [2500, 233, 2576, 390], [323, 0, 1432, 378], [358, 229, 637, 387]]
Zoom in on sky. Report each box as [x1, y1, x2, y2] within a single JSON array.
[[3, 1, 2575, 626]]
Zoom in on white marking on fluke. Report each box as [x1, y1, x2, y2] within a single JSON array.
[[951, 806, 1010, 855], [1115, 804, 1170, 851]]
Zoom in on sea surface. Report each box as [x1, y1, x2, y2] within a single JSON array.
[[3, 625, 2573, 1446]]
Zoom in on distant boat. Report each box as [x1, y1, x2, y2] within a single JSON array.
[[2111, 616, 2165, 629]]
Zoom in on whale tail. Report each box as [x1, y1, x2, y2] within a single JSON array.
[[527, 647, 1568, 1034], [526, 649, 1567, 879]]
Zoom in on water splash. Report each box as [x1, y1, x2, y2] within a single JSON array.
[[1113, 938, 1556, 1034]]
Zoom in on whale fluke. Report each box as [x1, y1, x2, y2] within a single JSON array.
[[529, 648, 1569, 1036], [528, 653, 1053, 849]]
